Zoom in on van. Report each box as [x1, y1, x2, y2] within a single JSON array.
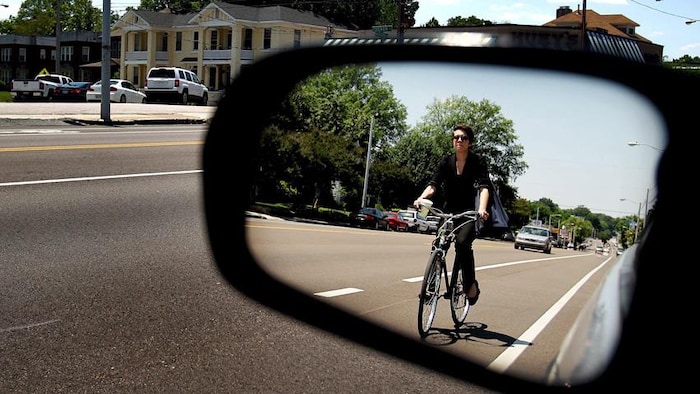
[[144, 67, 208, 105]]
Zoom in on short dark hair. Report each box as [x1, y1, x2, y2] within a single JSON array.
[[453, 124, 474, 143]]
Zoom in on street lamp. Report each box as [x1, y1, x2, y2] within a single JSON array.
[[567, 223, 577, 249], [686, 20, 697, 25], [627, 141, 658, 224], [549, 213, 561, 244], [620, 198, 641, 243], [627, 140, 662, 151]]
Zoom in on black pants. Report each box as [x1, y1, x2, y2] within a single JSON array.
[[453, 217, 477, 289]]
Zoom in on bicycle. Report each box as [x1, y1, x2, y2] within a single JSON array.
[[417, 200, 480, 338]]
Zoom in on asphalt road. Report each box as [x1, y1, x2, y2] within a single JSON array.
[[0, 125, 499, 393]]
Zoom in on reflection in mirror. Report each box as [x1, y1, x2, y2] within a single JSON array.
[[243, 61, 664, 384]]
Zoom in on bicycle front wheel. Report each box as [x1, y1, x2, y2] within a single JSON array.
[[450, 262, 470, 326], [418, 249, 444, 338]]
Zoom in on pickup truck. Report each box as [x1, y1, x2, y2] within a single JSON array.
[[10, 74, 74, 101]]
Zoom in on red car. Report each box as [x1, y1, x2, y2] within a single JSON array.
[[384, 211, 408, 232]]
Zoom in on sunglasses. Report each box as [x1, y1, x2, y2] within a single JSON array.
[[452, 135, 469, 142]]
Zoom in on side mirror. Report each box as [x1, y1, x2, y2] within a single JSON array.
[[203, 42, 689, 391]]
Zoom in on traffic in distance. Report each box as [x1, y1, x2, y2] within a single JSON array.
[[289, 205, 620, 255]]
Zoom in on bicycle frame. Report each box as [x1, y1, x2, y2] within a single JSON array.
[[418, 204, 479, 337]]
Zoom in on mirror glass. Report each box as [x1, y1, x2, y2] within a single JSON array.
[[243, 61, 664, 383]]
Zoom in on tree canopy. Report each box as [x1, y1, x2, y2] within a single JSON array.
[[0, 0, 118, 35]]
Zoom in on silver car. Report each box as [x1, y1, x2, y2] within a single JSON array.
[[418, 215, 440, 234], [514, 225, 552, 254]]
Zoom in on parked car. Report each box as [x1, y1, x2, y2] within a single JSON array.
[[52, 81, 91, 101], [348, 207, 388, 230], [418, 215, 440, 234], [383, 211, 408, 232], [397, 209, 426, 233], [144, 66, 209, 106], [86, 79, 147, 103], [514, 225, 552, 253], [10, 73, 73, 101]]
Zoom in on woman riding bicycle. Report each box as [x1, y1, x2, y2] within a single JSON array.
[[413, 124, 491, 306]]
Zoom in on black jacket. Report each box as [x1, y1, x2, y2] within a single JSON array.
[[427, 152, 490, 214]]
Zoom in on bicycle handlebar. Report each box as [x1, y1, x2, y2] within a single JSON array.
[[418, 199, 478, 222]]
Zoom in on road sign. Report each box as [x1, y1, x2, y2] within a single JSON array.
[[372, 25, 392, 38]]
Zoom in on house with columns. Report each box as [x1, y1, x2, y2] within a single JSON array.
[[110, 2, 357, 91]]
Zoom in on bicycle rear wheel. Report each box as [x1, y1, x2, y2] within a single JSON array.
[[450, 262, 470, 326], [418, 249, 444, 338]]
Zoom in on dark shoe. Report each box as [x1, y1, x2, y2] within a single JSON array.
[[468, 280, 480, 306]]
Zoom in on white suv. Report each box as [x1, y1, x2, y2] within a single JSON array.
[[145, 67, 208, 105], [398, 209, 427, 233]]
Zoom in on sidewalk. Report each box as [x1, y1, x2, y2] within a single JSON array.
[[0, 94, 221, 126]]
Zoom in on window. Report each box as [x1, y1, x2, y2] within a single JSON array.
[[40, 49, 46, 60], [242, 28, 252, 50], [176, 32, 182, 51], [193, 31, 199, 50], [19, 48, 26, 62], [294, 30, 301, 48], [264, 28, 271, 49], [132, 66, 138, 85], [111, 39, 120, 59], [60, 46, 73, 61], [1, 68, 11, 83], [82, 46, 90, 62], [0, 48, 10, 62], [161, 33, 168, 51], [226, 30, 232, 50], [210, 30, 218, 50], [50, 49, 56, 61]]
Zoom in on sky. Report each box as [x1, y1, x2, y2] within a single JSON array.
[[1, 0, 699, 60], [378, 62, 664, 219]]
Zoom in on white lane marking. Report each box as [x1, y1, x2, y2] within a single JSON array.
[[403, 254, 584, 283], [0, 170, 202, 187], [0, 319, 61, 333], [487, 257, 612, 373], [315, 288, 364, 298]]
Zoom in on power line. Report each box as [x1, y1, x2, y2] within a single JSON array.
[[630, 0, 699, 22]]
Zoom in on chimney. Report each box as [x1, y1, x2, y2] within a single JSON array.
[[557, 6, 572, 18]]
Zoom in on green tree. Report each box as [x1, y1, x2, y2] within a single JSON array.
[[376, 0, 418, 29], [10, 0, 57, 35], [423, 17, 440, 27], [446, 15, 494, 27], [63, 0, 102, 31], [383, 95, 526, 210], [258, 64, 408, 209], [1, 0, 117, 34], [138, 0, 207, 13]]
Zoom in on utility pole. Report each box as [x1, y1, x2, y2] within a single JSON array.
[[397, 0, 405, 44], [55, 0, 61, 73], [634, 202, 641, 243], [361, 115, 374, 207], [580, 0, 587, 51], [644, 188, 650, 223], [100, 0, 111, 122]]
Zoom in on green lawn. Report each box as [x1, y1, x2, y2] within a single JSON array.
[[0, 91, 12, 102]]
